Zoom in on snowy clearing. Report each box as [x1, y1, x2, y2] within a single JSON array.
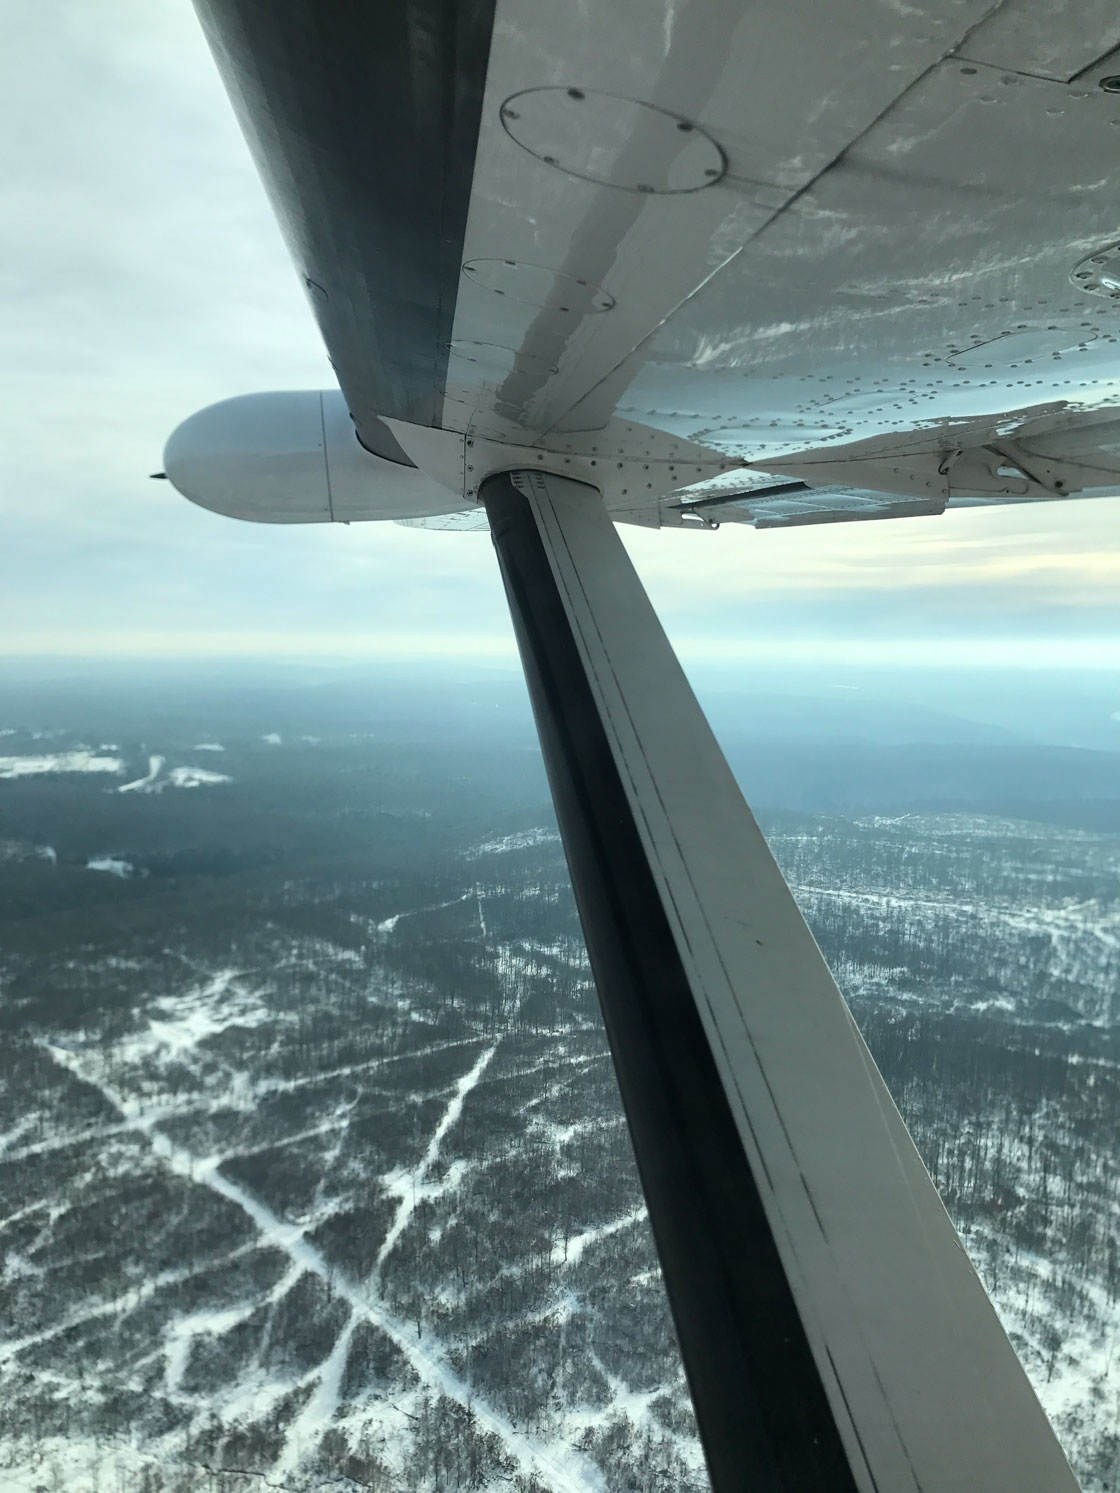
[[118, 755, 164, 793], [167, 766, 232, 788], [86, 857, 133, 879], [119, 756, 232, 793], [0, 752, 123, 779]]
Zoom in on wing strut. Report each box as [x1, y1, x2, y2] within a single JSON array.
[[482, 469, 1078, 1493]]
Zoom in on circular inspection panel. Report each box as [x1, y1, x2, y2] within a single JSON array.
[[1070, 243, 1120, 302], [461, 259, 615, 312], [499, 87, 726, 193]]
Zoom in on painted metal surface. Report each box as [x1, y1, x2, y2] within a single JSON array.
[[163, 392, 455, 524], [484, 469, 858, 1491], [179, 0, 1120, 533], [162, 390, 742, 525], [487, 471, 1079, 1492], [190, 0, 497, 434]]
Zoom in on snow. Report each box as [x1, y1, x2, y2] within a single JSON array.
[[374, 1042, 498, 1282], [110, 970, 269, 1069], [553, 1206, 646, 1268], [192, 742, 225, 752], [118, 754, 164, 792], [273, 1311, 360, 1477], [2, 830, 1113, 1490], [86, 856, 133, 879], [0, 751, 123, 779], [36, 1035, 605, 1493], [167, 765, 231, 788], [0, 1435, 169, 1493], [468, 827, 560, 857], [377, 891, 475, 935], [261, 732, 283, 745], [118, 756, 231, 793], [162, 1301, 261, 1394]]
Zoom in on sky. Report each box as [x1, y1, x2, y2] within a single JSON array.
[[2, 1, 1119, 673]]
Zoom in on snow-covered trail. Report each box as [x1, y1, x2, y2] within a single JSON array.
[[251, 1034, 484, 1100], [272, 1308, 359, 1478], [118, 754, 164, 794], [374, 1039, 497, 1280], [552, 1205, 646, 1269], [0, 1243, 264, 1365], [0, 1118, 140, 1165], [39, 1041, 605, 1493], [376, 890, 475, 935], [794, 882, 1119, 942], [162, 1263, 302, 1397]]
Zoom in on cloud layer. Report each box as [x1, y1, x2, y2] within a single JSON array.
[[2, 2, 1117, 668]]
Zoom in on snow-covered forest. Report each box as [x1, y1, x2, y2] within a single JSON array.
[[0, 673, 1116, 1490]]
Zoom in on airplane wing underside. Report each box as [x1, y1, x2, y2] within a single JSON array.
[[181, 0, 1120, 530]]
